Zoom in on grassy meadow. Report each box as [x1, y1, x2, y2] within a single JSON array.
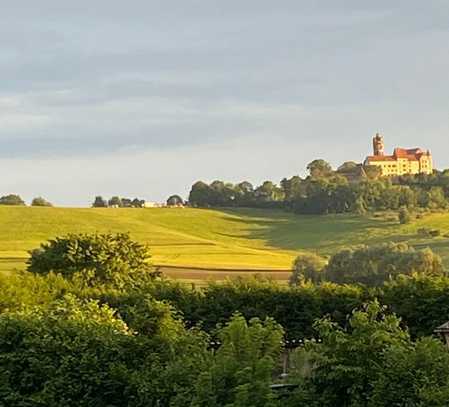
[[2, 206, 449, 281]]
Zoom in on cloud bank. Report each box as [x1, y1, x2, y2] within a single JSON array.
[[1, 1, 449, 205]]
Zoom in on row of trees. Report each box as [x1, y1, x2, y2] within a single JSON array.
[[92, 195, 184, 208], [148, 273, 449, 341], [92, 195, 146, 208], [2, 233, 449, 405], [188, 160, 449, 214], [189, 180, 284, 208], [0, 194, 52, 206], [290, 242, 445, 286]]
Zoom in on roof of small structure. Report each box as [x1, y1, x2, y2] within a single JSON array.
[[434, 321, 449, 333]]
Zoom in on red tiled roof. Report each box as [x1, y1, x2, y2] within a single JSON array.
[[366, 155, 397, 162], [366, 147, 428, 163], [394, 148, 423, 160]]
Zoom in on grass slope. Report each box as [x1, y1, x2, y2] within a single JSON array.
[[1, 206, 449, 280]]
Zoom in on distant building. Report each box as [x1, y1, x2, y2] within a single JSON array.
[[143, 202, 165, 208], [364, 133, 433, 176]]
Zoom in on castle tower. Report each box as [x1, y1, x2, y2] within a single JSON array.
[[373, 133, 385, 156]]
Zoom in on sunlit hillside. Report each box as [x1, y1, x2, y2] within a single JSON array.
[[2, 206, 449, 281]]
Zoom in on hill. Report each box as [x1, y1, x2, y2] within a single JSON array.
[[2, 206, 449, 281]]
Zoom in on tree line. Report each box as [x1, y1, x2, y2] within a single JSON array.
[[289, 242, 445, 286], [92, 194, 184, 208], [188, 159, 449, 214], [2, 233, 449, 405], [0, 194, 185, 208], [0, 194, 52, 207], [92, 195, 146, 208]]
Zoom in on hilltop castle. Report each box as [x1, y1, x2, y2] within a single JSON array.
[[364, 133, 433, 176]]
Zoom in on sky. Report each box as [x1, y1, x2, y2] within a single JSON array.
[[1, 1, 449, 206]]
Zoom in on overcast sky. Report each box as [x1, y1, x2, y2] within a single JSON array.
[[1, 1, 449, 206]]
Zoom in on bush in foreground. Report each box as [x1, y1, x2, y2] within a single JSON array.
[[288, 301, 449, 406], [0, 294, 210, 406], [0, 292, 284, 406]]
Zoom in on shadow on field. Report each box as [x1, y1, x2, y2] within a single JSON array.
[[216, 208, 407, 254]]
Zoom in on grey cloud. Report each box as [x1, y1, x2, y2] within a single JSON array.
[[1, 1, 449, 204]]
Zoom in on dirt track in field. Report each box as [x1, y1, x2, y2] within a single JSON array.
[[157, 265, 291, 281]]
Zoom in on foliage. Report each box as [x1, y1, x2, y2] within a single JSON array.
[[2, 267, 449, 405], [337, 161, 358, 173], [304, 301, 409, 406], [146, 277, 366, 341], [0, 294, 210, 406], [27, 233, 158, 287], [352, 197, 367, 214], [192, 314, 283, 407], [323, 242, 445, 286], [382, 274, 449, 338], [108, 196, 123, 207], [288, 301, 449, 406], [114, 294, 186, 342], [188, 164, 449, 214], [0, 194, 26, 206], [289, 253, 326, 285], [130, 198, 145, 208], [307, 159, 333, 178], [31, 196, 53, 207], [0, 271, 72, 313], [4, 253, 449, 343], [167, 195, 184, 206], [92, 195, 107, 207], [142, 274, 449, 341], [368, 337, 449, 406], [189, 180, 284, 208], [92, 196, 145, 208]]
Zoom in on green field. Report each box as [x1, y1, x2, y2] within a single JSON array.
[[2, 206, 449, 281]]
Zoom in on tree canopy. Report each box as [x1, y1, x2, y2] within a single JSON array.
[[288, 301, 449, 406], [27, 233, 158, 287], [188, 164, 449, 214], [0, 194, 26, 206], [31, 196, 53, 207], [290, 243, 445, 287], [307, 159, 333, 178], [167, 195, 184, 206]]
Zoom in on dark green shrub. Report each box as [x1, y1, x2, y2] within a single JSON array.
[[192, 314, 283, 406], [27, 233, 159, 287], [287, 301, 449, 407], [0, 295, 210, 406]]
